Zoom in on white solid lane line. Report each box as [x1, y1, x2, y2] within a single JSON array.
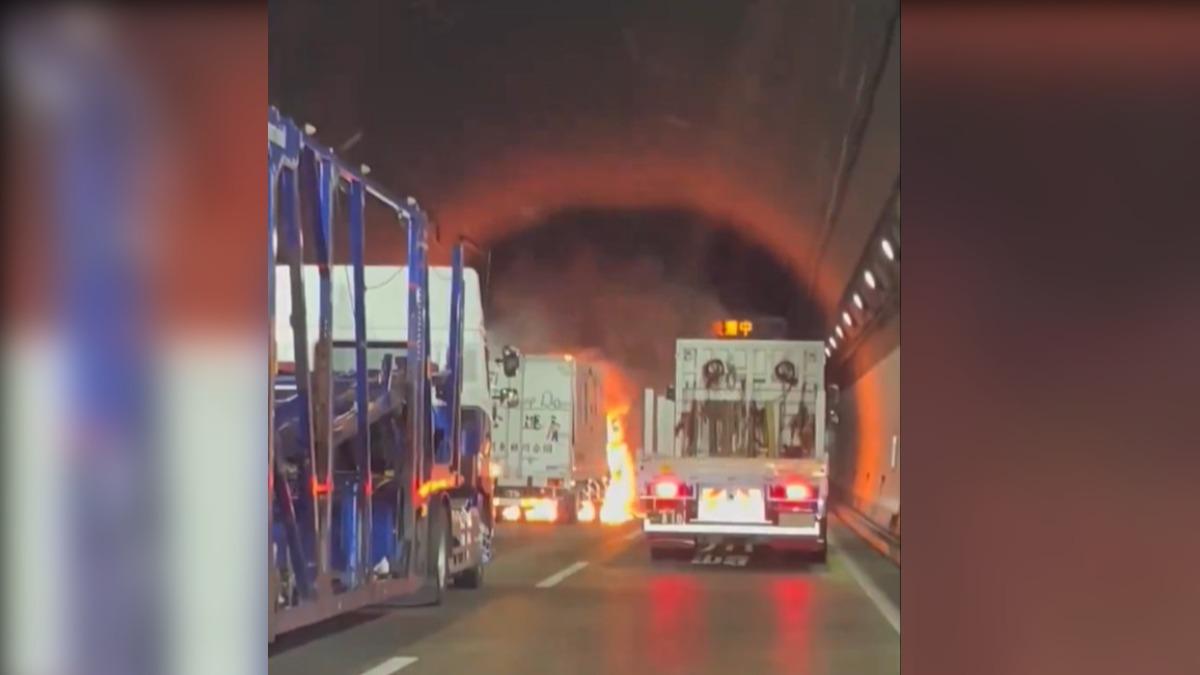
[[830, 533, 901, 634], [535, 561, 590, 588], [621, 527, 643, 541], [359, 656, 418, 675]]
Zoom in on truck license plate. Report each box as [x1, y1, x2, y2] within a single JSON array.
[[697, 487, 766, 523]]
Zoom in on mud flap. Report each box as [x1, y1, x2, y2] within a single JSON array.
[[448, 498, 485, 572], [481, 523, 493, 564]]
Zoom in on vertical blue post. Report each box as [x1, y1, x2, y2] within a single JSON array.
[[50, 47, 159, 675], [309, 151, 336, 580], [277, 118, 317, 597], [268, 110, 284, 628], [447, 244, 465, 470], [348, 179, 372, 584], [406, 203, 429, 483], [416, 207, 435, 475]]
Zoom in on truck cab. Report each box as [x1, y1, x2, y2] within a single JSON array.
[[275, 264, 514, 586]]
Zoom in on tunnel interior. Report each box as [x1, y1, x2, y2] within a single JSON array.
[[481, 206, 822, 394]]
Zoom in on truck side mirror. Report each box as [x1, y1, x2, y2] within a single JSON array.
[[500, 345, 521, 377]]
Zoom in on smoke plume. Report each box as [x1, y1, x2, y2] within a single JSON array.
[[487, 247, 731, 450]]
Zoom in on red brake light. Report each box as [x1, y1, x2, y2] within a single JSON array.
[[654, 480, 680, 499], [769, 482, 817, 501], [785, 483, 812, 501]]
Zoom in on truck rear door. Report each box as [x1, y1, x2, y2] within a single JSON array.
[[520, 357, 574, 485]]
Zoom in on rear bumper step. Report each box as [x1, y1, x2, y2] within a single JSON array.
[[643, 522, 821, 537]]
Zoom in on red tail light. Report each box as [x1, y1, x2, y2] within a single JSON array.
[[769, 482, 817, 501], [647, 478, 692, 500]]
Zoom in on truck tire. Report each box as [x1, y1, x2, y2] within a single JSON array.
[[454, 560, 484, 589], [563, 493, 578, 524], [426, 501, 450, 605], [453, 499, 487, 590], [813, 545, 828, 565], [813, 518, 829, 565], [648, 545, 672, 562]]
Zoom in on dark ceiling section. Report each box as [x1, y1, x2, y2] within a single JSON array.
[[268, 0, 897, 237], [270, 0, 897, 349], [488, 207, 816, 324], [484, 207, 820, 389]]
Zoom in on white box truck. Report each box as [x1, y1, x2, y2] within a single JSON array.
[[491, 355, 608, 523], [637, 338, 829, 562]]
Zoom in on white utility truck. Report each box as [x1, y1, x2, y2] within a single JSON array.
[[491, 355, 608, 523], [637, 338, 829, 562]]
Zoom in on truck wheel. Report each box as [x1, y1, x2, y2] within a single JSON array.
[[563, 494, 578, 524], [812, 545, 828, 565], [426, 503, 450, 604], [813, 518, 829, 565], [455, 560, 484, 589]]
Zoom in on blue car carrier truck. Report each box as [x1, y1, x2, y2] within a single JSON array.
[[268, 108, 518, 640]]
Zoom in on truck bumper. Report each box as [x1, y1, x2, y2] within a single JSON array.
[[642, 520, 826, 550]]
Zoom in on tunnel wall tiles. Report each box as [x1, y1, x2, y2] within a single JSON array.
[[832, 345, 899, 536]]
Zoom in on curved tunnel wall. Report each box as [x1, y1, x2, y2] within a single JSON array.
[[272, 0, 901, 545], [823, 18, 901, 546], [833, 314, 901, 542]]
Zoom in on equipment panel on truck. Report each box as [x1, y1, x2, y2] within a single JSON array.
[[675, 339, 824, 459]]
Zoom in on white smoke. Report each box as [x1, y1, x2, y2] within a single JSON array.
[[488, 247, 731, 407]]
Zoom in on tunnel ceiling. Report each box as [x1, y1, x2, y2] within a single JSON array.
[[270, 0, 898, 310]]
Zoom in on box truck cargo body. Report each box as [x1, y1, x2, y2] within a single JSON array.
[[492, 355, 607, 523]]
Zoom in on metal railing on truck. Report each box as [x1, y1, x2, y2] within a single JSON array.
[[268, 108, 470, 640]]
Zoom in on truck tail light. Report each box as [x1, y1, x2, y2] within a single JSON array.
[[768, 482, 818, 502], [649, 478, 693, 500]]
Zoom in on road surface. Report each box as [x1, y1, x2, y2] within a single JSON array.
[[269, 519, 900, 675]]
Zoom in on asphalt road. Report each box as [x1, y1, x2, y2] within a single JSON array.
[[269, 519, 900, 675]]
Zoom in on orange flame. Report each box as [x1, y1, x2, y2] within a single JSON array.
[[599, 407, 636, 525]]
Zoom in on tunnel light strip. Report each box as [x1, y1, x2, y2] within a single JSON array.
[[881, 238, 895, 261]]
